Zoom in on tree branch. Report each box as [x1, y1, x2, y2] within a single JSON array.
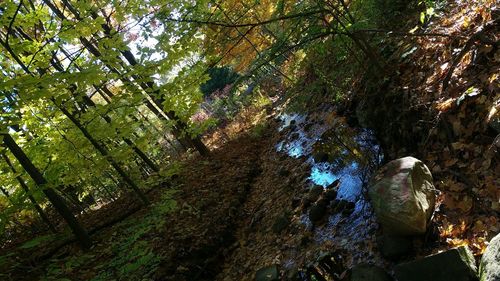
[[5, 0, 23, 46], [163, 9, 329, 28]]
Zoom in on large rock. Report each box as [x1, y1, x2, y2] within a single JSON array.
[[368, 157, 436, 235], [480, 233, 500, 281], [342, 264, 393, 281], [377, 235, 413, 260], [394, 246, 478, 281]]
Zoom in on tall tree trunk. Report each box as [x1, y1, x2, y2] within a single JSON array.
[[0, 36, 149, 205], [2, 133, 91, 249], [44, 0, 210, 156], [2, 153, 57, 233], [57, 104, 150, 205], [79, 95, 160, 172]]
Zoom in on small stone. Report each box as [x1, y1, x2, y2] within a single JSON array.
[[309, 199, 328, 223], [324, 188, 338, 201], [301, 197, 312, 211], [313, 151, 329, 163], [304, 123, 313, 132], [394, 246, 477, 281], [255, 265, 279, 281], [307, 186, 324, 202], [488, 111, 500, 134], [176, 265, 189, 273], [342, 203, 355, 216], [327, 179, 341, 189], [332, 199, 348, 213]]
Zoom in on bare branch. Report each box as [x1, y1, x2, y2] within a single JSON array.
[[5, 0, 23, 45], [163, 9, 329, 28]]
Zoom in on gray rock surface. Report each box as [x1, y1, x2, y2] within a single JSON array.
[[394, 246, 478, 281], [368, 156, 436, 235], [480, 233, 500, 281]]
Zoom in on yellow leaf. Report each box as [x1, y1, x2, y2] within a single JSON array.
[[436, 98, 454, 112], [447, 238, 469, 247], [462, 16, 471, 29]]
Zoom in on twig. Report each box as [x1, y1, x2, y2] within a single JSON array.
[[442, 20, 499, 91], [163, 9, 328, 28], [355, 28, 468, 39], [5, 0, 23, 45]]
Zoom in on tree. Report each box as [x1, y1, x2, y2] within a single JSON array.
[[200, 66, 240, 97], [2, 152, 57, 233], [1, 133, 91, 249]]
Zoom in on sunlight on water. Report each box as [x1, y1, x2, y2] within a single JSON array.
[[276, 111, 385, 272], [309, 164, 336, 187], [276, 113, 380, 201], [278, 113, 306, 131]]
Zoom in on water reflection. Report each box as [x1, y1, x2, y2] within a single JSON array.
[[276, 112, 384, 266], [276, 113, 381, 197]]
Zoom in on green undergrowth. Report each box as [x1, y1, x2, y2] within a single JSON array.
[[283, 0, 426, 113], [40, 189, 177, 281]]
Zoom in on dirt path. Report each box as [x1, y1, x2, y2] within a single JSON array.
[[214, 121, 313, 280]]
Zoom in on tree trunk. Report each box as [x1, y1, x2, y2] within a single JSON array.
[[1, 33, 149, 206], [0, 186, 12, 201], [44, 0, 210, 156], [2, 133, 91, 249], [57, 104, 150, 205], [2, 153, 57, 233], [79, 94, 160, 172]]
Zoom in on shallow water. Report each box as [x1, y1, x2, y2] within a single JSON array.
[[276, 112, 381, 196], [276, 111, 386, 272]]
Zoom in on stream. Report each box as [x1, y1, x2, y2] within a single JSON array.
[[276, 110, 386, 274]]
